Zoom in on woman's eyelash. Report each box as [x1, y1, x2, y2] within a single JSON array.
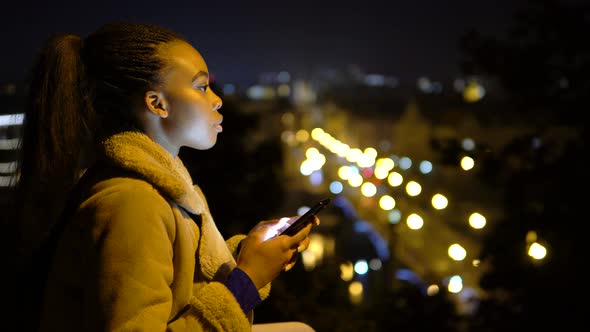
[[196, 85, 209, 92]]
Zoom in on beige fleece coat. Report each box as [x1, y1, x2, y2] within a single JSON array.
[[39, 131, 270, 331]]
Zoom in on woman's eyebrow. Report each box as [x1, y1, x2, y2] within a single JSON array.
[[191, 71, 209, 82]]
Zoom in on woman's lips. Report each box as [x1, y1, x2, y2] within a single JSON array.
[[214, 117, 223, 132]]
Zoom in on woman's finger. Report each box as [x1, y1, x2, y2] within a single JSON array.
[[283, 252, 299, 271], [297, 237, 310, 252]]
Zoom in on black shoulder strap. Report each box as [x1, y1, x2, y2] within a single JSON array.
[[25, 164, 100, 331]]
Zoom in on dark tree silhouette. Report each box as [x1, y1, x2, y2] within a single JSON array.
[[459, 0, 590, 125], [458, 0, 587, 330]]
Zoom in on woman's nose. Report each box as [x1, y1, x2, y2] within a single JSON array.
[[212, 95, 222, 111]]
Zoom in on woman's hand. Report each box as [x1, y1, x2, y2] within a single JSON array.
[[236, 216, 319, 289], [281, 216, 319, 271]]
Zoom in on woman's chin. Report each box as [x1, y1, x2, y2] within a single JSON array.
[[188, 139, 217, 151]]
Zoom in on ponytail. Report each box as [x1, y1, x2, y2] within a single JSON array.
[[16, 33, 95, 252], [20, 33, 93, 188]]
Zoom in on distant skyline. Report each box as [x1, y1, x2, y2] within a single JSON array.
[[3, 1, 536, 87]]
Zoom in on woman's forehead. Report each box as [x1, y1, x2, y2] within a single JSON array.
[[159, 41, 208, 80]]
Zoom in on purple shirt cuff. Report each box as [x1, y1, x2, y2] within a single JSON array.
[[224, 267, 262, 314]]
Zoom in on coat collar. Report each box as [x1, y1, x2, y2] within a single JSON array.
[[100, 131, 204, 215]]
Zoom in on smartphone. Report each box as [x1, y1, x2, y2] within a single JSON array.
[[279, 197, 332, 236]]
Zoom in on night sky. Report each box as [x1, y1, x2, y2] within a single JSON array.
[[3, 1, 531, 87]]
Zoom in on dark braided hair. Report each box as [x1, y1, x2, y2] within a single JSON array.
[[82, 22, 186, 137]]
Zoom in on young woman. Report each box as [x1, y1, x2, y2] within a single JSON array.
[[15, 21, 317, 331]]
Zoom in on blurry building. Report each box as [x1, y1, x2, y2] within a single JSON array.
[[0, 83, 23, 210]]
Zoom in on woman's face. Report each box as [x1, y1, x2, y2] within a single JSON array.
[[156, 40, 223, 152]]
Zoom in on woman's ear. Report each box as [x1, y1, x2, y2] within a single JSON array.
[[144, 91, 169, 118]]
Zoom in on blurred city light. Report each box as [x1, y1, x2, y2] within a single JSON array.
[[431, 193, 449, 210], [407, 213, 424, 230], [447, 275, 464, 293], [460, 156, 475, 171], [448, 244, 467, 261], [468, 213, 486, 229], [406, 181, 422, 196]]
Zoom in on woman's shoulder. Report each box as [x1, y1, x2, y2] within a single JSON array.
[[79, 165, 175, 222], [92, 176, 169, 207], [80, 162, 165, 199], [75, 172, 178, 241]]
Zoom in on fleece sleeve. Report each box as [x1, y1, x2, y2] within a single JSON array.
[[90, 185, 252, 331]]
